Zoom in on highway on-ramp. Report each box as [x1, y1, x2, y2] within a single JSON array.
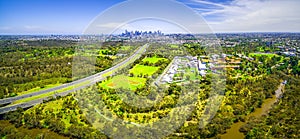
[[0, 44, 149, 114]]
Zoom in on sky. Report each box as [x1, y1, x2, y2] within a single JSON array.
[[0, 0, 299, 34]]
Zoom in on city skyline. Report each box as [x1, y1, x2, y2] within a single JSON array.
[[1, 0, 300, 35]]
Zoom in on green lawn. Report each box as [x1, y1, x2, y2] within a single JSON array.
[[99, 75, 146, 90], [173, 66, 201, 83], [249, 53, 284, 62], [12, 81, 90, 105], [184, 67, 201, 81], [13, 91, 58, 104], [129, 64, 159, 76], [170, 44, 179, 48], [142, 57, 167, 64], [120, 46, 132, 51], [18, 83, 62, 96], [249, 53, 278, 58], [15, 77, 70, 96]]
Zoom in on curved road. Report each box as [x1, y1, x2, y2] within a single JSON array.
[[0, 44, 149, 114]]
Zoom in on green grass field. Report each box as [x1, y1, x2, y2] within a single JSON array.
[[18, 83, 62, 96], [99, 75, 146, 90], [170, 44, 179, 48], [12, 81, 90, 105], [129, 64, 159, 76], [184, 67, 201, 81], [120, 46, 132, 51], [249, 53, 278, 58], [249, 53, 284, 62], [142, 57, 167, 64]]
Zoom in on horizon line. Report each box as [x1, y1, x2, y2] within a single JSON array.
[[1, 31, 300, 36]]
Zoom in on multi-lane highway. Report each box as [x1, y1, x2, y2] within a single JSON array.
[[0, 44, 148, 114]]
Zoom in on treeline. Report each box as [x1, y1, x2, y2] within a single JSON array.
[[98, 84, 181, 114], [1, 73, 282, 139], [1, 42, 294, 138], [277, 56, 300, 75], [241, 72, 300, 138], [0, 120, 68, 139], [222, 41, 277, 55], [182, 43, 206, 56], [0, 40, 76, 54], [1, 95, 108, 139], [0, 40, 127, 99], [0, 40, 76, 98], [168, 74, 281, 138]]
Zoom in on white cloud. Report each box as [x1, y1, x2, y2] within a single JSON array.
[[0, 26, 11, 30], [24, 25, 42, 30], [188, 0, 300, 32], [96, 22, 124, 29], [191, 0, 228, 8]]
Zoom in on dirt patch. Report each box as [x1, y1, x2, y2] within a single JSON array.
[[129, 80, 140, 85], [107, 82, 114, 87]]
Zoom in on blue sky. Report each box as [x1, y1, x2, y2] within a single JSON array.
[[0, 0, 299, 34], [0, 0, 123, 34]]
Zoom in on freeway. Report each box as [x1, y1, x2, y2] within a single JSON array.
[[0, 44, 149, 114]]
